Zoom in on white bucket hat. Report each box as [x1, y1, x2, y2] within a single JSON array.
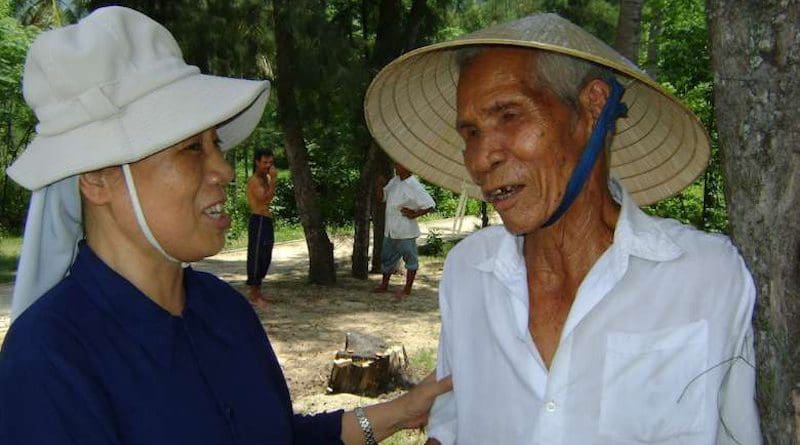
[[7, 6, 270, 320], [364, 13, 710, 206]]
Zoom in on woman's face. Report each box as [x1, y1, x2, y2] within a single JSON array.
[[128, 128, 233, 262]]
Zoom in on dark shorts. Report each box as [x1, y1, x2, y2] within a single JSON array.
[[380, 236, 418, 273], [246, 214, 274, 286]]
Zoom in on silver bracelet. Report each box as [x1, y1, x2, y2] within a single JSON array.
[[354, 406, 378, 445]]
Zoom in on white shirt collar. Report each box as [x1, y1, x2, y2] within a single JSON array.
[[473, 178, 683, 275]]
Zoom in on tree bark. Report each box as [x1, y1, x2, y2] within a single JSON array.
[[273, 0, 336, 285], [370, 151, 392, 274], [351, 140, 377, 279], [613, 0, 644, 63], [643, 7, 662, 80], [350, 0, 403, 278], [707, 1, 800, 443]]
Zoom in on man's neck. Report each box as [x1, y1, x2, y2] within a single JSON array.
[[522, 181, 619, 368], [523, 183, 620, 301]]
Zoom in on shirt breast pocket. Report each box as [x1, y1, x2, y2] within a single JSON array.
[[599, 320, 709, 442]]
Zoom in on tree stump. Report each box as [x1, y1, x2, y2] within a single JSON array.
[[327, 332, 410, 397]]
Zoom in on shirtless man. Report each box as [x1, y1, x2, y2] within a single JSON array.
[[246, 149, 278, 305]]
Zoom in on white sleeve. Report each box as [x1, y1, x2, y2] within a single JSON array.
[[410, 177, 436, 210], [382, 177, 396, 203], [427, 269, 457, 444], [716, 258, 762, 445]]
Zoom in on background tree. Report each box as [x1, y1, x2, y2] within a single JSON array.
[[707, 1, 800, 442], [272, 0, 335, 284], [641, 0, 726, 233], [613, 0, 643, 62], [0, 0, 38, 231], [12, 0, 77, 27], [0, 0, 738, 288], [351, 0, 448, 278]]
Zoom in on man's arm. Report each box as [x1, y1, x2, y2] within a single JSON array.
[[264, 166, 278, 204], [424, 271, 458, 445], [716, 255, 762, 444], [400, 206, 433, 219], [406, 178, 436, 217], [375, 175, 388, 202]]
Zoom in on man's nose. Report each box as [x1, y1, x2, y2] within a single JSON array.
[[464, 130, 507, 178]]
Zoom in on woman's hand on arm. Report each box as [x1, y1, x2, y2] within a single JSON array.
[[340, 372, 452, 445]]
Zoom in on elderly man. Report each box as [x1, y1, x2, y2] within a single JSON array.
[[365, 13, 760, 445]]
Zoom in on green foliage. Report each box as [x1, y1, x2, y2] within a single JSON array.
[[418, 230, 463, 258], [418, 230, 446, 256], [0, 9, 38, 231], [409, 347, 437, 373], [0, 0, 729, 240], [0, 232, 21, 283], [640, 0, 727, 232]]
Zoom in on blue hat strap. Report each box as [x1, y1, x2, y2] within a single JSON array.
[[541, 76, 628, 228]]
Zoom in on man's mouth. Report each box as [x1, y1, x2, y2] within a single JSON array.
[[483, 185, 523, 203]]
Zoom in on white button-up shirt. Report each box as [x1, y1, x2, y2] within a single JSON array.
[[383, 175, 435, 239], [428, 181, 761, 445]]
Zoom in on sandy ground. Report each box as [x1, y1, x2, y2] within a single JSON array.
[[0, 217, 493, 426], [191, 234, 446, 415]]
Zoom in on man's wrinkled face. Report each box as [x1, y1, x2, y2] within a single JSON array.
[[456, 48, 592, 234]]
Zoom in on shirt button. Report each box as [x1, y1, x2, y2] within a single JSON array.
[[545, 401, 557, 412]]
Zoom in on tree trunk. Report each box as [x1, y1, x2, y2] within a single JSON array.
[[351, 0, 403, 278], [273, 0, 335, 285], [707, 1, 800, 443], [643, 7, 662, 79], [370, 151, 392, 273], [351, 140, 377, 279], [327, 331, 410, 397], [613, 0, 644, 63], [403, 0, 430, 52]]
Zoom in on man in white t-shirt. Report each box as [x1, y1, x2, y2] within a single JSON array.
[[364, 13, 761, 445], [373, 163, 436, 300]]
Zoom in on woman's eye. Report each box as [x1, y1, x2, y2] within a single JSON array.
[[185, 142, 203, 151]]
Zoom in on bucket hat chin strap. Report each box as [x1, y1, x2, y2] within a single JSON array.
[[541, 76, 628, 228], [121, 163, 183, 264]]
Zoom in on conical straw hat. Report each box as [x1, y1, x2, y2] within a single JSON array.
[[364, 13, 710, 205]]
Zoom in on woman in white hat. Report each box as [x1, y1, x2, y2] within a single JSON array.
[[0, 6, 450, 444]]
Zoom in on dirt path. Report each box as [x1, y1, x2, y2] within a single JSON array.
[[190, 216, 491, 413], [0, 216, 492, 418]]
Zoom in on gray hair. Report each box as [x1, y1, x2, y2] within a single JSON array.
[[455, 45, 612, 111]]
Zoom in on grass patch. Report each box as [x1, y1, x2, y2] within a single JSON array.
[[382, 430, 431, 445], [224, 223, 354, 250], [409, 347, 437, 374], [418, 231, 463, 258], [0, 234, 21, 284]]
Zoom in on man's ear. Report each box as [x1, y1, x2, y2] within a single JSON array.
[[78, 167, 118, 205], [579, 78, 611, 120]]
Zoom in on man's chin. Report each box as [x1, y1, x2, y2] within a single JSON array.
[[499, 216, 539, 236]]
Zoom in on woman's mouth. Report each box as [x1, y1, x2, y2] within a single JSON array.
[[203, 202, 226, 219]]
